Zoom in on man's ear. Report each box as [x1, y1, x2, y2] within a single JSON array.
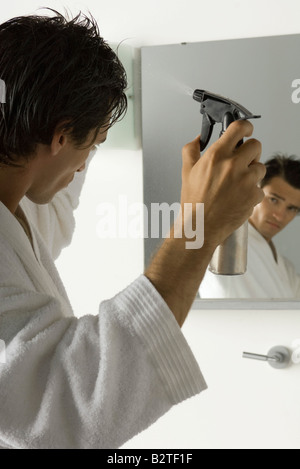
[[50, 124, 70, 156]]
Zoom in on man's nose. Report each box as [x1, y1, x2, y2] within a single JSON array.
[[273, 206, 286, 221], [77, 164, 86, 172]]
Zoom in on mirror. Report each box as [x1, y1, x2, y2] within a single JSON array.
[[141, 34, 300, 307]]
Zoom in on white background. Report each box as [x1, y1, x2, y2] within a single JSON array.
[[2, 0, 300, 449]]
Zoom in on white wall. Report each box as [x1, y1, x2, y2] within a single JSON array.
[[2, 0, 300, 449], [5, 0, 300, 45]]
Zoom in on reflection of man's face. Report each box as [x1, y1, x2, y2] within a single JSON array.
[[249, 176, 300, 242]]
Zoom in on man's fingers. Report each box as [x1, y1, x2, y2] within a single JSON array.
[[181, 124, 264, 188], [248, 160, 266, 183], [234, 137, 263, 166], [233, 135, 266, 196], [216, 119, 254, 153]]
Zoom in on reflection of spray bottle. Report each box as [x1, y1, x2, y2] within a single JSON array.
[[193, 89, 261, 275]]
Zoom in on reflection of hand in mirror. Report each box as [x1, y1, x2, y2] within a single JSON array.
[[199, 154, 300, 299]]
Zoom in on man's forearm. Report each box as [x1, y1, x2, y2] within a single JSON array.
[[144, 224, 216, 327]]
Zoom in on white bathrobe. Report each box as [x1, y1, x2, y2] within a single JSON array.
[[0, 160, 206, 449], [199, 223, 300, 299]]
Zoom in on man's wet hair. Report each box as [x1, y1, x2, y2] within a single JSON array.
[[261, 153, 300, 190], [0, 9, 127, 167]]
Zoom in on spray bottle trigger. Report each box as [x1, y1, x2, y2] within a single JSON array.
[[219, 112, 244, 149], [200, 113, 215, 152]]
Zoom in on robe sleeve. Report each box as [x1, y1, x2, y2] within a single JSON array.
[[0, 275, 206, 449]]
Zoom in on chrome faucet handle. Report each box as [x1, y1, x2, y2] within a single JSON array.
[[243, 346, 291, 369]]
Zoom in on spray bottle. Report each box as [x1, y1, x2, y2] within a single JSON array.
[[193, 89, 261, 275]]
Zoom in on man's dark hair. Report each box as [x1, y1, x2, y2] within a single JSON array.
[[261, 153, 300, 190], [0, 9, 127, 167]]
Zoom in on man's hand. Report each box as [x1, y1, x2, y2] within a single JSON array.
[[181, 120, 265, 247], [145, 120, 266, 327]]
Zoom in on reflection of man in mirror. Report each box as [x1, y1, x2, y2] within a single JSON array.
[[200, 154, 300, 298]]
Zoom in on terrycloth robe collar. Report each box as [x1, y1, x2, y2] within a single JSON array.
[[0, 200, 73, 317]]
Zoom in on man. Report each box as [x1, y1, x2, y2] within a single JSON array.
[[0, 10, 265, 448], [199, 155, 300, 298]]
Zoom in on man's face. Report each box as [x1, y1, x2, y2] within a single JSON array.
[[249, 176, 300, 241], [25, 126, 109, 205]]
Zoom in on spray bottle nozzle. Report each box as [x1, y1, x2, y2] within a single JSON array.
[[193, 89, 261, 151]]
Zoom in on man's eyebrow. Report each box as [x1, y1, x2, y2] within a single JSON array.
[[270, 192, 285, 201], [271, 192, 300, 210]]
